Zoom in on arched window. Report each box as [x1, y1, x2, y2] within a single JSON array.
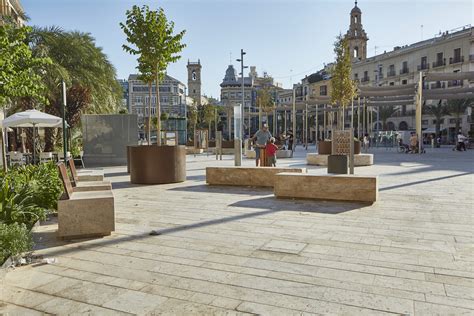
[[387, 121, 396, 131], [354, 30, 358, 36], [399, 121, 408, 131], [354, 46, 359, 58], [355, 15, 358, 23]]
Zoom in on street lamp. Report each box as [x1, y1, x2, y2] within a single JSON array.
[[235, 49, 247, 166]]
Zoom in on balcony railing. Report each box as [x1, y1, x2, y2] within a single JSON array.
[[449, 56, 464, 64], [361, 77, 370, 83], [447, 80, 464, 88], [387, 70, 396, 77], [417, 64, 430, 71], [399, 68, 409, 75], [432, 59, 446, 68], [430, 82, 446, 89]]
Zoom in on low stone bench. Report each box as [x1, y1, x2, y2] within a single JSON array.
[[246, 149, 292, 159], [307, 153, 374, 166], [206, 166, 306, 187], [274, 173, 378, 203], [76, 169, 104, 181], [68, 159, 111, 191]]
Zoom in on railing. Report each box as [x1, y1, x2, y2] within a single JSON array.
[[432, 59, 446, 68], [417, 64, 430, 71], [449, 56, 464, 64], [361, 77, 370, 83], [399, 68, 409, 75], [430, 82, 446, 89], [387, 70, 396, 77], [447, 80, 463, 88]]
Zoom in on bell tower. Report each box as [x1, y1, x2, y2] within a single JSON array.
[[187, 60, 202, 106], [346, 1, 368, 62]]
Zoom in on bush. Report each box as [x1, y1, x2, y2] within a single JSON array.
[[0, 222, 33, 264]]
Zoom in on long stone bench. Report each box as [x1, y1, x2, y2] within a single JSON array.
[[274, 173, 378, 203], [307, 153, 374, 166], [246, 149, 292, 159], [206, 166, 306, 187]]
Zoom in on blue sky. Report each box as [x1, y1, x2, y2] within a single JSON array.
[[22, 0, 472, 98]]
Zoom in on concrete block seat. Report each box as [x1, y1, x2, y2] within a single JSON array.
[[57, 163, 115, 239], [206, 166, 306, 187], [307, 153, 374, 166], [274, 173, 378, 203], [68, 159, 111, 191], [245, 149, 292, 159]]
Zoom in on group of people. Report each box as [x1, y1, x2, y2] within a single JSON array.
[[251, 124, 294, 167]]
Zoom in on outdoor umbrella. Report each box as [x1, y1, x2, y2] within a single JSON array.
[[1, 109, 65, 165]]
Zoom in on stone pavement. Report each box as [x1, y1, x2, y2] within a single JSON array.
[[1, 146, 473, 315]]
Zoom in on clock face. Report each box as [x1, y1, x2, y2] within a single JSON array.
[[192, 71, 197, 81]]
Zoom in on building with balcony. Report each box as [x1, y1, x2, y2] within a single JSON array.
[[128, 74, 186, 141], [0, 0, 24, 26]]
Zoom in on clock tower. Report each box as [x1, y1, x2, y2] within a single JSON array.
[[346, 1, 368, 62], [187, 60, 202, 106]]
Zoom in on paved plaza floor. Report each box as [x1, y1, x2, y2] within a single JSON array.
[[1, 146, 473, 315]]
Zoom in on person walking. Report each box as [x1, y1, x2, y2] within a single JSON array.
[[455, 132, 467, 151], [252, 124, 272, 166], [266, 137, 278, 167]]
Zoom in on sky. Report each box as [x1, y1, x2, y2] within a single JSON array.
[[22, 0, 473, 98]]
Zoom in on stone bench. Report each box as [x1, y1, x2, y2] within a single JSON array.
[[307, 153, 374, 166], [57, 163, 114, 240], [274, 173, 378, 203], [68, 158, 111, 191], [246, 149, 292, 159], [206, 166, 306, 187]]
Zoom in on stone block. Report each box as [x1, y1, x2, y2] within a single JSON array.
[[206, 167, 306, 187], [74, 181, 112, 192], [58, 190, 115, 239], [307, 153, 374, 166], [77, 169, 104, 181], [274, 173, 378, 203]]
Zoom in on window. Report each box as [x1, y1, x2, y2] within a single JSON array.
[[389, 82, 395, 86], [152, 96, 156, 105], [433, 119, 444, 124], [402, 79, 408, 85], [453, 48, 461, 63], [354, 15, 358, 23], [354, 73, 359, 80], [449, 118, 458, 124], [421, 56, 427, 69], [388, 64, 395, 76], [135, 96, 142, 103], [434, 52, 444, 67], [401, 61, 408, 74], [145, 96, 149, 105], [422, 120, 428, 125], [354, 46, 359, 58], [320, 85, 327, 96]]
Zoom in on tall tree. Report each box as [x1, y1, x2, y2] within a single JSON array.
[[121, 5, 186, 146], [330, 35, 357, 130], [257, 88, 275, 129], [0, 24, 50, 170]]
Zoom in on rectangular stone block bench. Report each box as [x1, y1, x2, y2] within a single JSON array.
[[274, 173, 378, 203], [57, 163, 114, 240], [68, 159, 111, 191], [206, 167, 306, 187]]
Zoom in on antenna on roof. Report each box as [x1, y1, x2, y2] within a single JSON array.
[[421, 25, 424, 40], [229, 52, 232, 65]]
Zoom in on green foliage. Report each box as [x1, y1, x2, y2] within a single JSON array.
[[330, 35, 357, 108], [121, 5, 186, 144], [118, 108, 128, 114], [0, 24, 51, 107], [0, 222, 33, 264]]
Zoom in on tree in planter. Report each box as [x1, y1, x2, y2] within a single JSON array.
[[0, 24, 51, 170], [447, 98, 473, 135], [257, 88, 275, 130], [330, 35, 357, 131], [121, 5, 185, 146], [424, 100, 449, 137]]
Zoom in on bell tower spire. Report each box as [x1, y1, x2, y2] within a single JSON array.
[[346, 1, 368, 62]]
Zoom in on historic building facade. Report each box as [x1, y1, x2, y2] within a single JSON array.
[[0, 0, 24, 26], [187, 60, 202, 106], [128, 74, 186, 139]]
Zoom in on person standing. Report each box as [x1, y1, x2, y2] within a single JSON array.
[[287, 129, 294, 157], [266, 138, 278, 167], [252, 124, 272, 166], [409, 132, 418, 153], [456, 132, 467, 151]]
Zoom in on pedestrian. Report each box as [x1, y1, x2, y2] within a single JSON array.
[[455, 132, 467, 151], [409, 132, 418, 153], [252, 124, 272, 166], [287, 129, 294, 157], [363, 133, 369, 152], [266, 137, 278, 167]]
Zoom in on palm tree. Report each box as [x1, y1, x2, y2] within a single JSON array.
[[424, 100, 449, 137], [377, 105, 399, 130], [26, 27, 123, 150], [447, 98, 473, 134]]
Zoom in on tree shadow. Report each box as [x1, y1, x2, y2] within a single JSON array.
[[104, 171, 130, 177], [380, 172, 472, 192]]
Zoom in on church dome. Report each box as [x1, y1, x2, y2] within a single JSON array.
[[351, 2, 361, 14], [221, 65, 238, 86]]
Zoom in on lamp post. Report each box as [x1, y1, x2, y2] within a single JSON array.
[[236, 49, 247, 139], [62, 81, 68, 163]]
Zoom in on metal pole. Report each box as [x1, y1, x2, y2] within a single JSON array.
[[315, 104, 318, 143], [62, 81, 67, 163], [357, 97, 361, 139], [240, 49, 245, 140], [323, 104, 326, 140], [284, 110, 287, 132], [292, 87, 296, 152], [417, 71, 423, 154], [363, 97, 366, 136], [305, 103, 308, 150]]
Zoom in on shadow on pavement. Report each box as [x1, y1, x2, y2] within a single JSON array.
[[167, 184, 272, 196]]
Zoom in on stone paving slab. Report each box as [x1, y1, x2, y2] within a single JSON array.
[[1, 147, 473, 315]]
